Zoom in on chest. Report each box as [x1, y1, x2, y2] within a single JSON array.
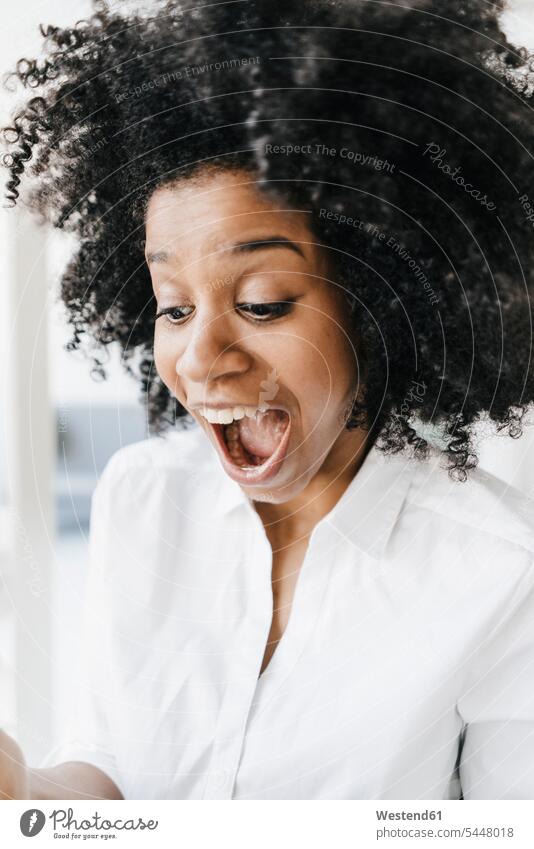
[[259, 536, 310, 675]]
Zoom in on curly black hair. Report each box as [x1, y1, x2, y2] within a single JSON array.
[[3, 0, 534, 479]]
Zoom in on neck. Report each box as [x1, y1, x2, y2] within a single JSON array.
[[253, 426, 372, 544]]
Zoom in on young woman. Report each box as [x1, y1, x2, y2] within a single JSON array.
[[1, 0, 534, 800]]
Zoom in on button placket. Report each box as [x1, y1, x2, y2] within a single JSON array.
[[203, 511, 273, 799]]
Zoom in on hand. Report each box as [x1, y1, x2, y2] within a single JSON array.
[[0, 730, 29, 799]]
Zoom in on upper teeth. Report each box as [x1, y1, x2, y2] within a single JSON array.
[[198, 405, 268, 425]]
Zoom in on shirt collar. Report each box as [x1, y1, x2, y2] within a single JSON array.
[[204, 431, 414, 560], [320, 443, 414, 560]]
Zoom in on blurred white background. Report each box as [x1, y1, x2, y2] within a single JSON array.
[[0, 0, 533, 765]]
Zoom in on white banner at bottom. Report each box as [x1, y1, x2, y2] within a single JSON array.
[[1, 799, 534, 848]]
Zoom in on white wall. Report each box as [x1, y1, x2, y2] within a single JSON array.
[[0, 0, 148, 412], [501, 0, 534, 49]]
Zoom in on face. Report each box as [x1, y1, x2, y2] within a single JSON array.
[[145, 169, 364, 503]]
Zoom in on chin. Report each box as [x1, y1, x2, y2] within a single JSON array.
[[244, 467, 314, 505]]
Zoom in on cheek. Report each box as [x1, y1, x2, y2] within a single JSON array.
[[153, 327, 180, 390], [290, 319, 357, 400], [153, 328, 169, 372]]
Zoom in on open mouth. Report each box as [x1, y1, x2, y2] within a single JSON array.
[[200, 406, 291, 484], [222, 409, 289, 468]]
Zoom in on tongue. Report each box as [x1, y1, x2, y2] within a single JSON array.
[[237, 410, 289, 459]]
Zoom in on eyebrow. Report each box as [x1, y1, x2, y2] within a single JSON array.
[[146, 236, 305, 265], [232, 236, 305, 258]]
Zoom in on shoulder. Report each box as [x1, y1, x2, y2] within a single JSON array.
[[94, 424, 219, 501], [402, 444, 534, 558]]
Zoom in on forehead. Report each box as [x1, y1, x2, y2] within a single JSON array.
[[144, 171, 313, 258]]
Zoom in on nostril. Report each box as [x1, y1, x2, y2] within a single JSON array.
[[173, 336, 253, 385]]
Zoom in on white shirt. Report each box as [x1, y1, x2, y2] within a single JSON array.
[[43, 425, 534, 799]]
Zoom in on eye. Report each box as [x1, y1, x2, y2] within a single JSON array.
[[237, 301, 294, 321], [154, 299, 296, 326], [155, 305, 194, 325]]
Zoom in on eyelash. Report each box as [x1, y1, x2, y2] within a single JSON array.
[[155, 301, 295, 326]]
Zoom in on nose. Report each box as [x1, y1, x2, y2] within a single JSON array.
[[175, 309, 251, 385]]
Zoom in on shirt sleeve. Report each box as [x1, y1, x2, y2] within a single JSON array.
[[458, 562, 534, 799], [38, 457, 125, 797]]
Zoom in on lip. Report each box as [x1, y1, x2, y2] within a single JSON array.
[[207, 412, 292, 486]]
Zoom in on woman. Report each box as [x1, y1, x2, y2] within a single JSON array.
[[1, 0, 534, 800]]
